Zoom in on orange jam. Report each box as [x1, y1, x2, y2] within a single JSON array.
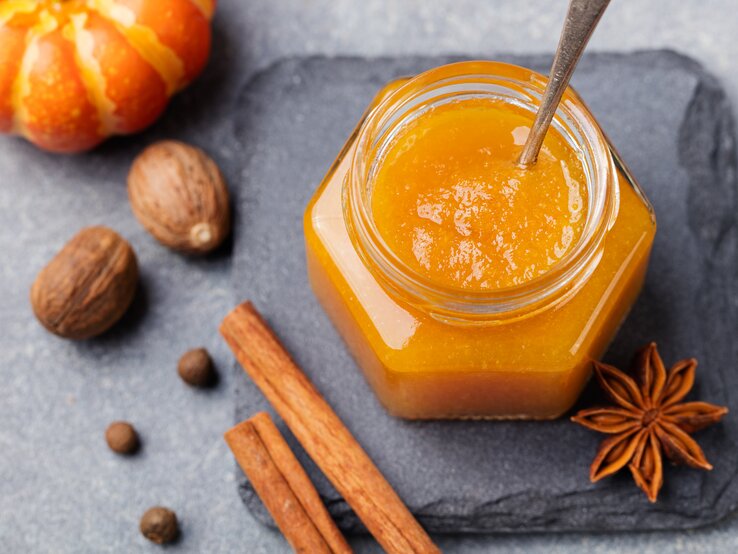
[[304, 61, 656, 419], [371, 98, 588, 290]]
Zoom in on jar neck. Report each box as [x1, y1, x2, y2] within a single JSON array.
[[344, 61, 619, 323]]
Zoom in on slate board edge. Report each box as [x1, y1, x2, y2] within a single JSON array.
[[230, 50, 738, 534]]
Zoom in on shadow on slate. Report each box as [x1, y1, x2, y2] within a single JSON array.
[[230, 51, 738, 533]]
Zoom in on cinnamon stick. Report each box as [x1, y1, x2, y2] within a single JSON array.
[[221, 302, 440, 554], [225, 413, 351, 554]]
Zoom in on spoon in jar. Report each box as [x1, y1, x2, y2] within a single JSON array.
[[518, 0, 612, 167]]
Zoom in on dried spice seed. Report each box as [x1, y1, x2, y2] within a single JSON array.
[[140, 506, 179, 545], [128, 141, 231, 254], [105, 421, 139, 455], [30, 226, 138, 339], [177, 348, 216, 387], [572, 343, 728, 502]]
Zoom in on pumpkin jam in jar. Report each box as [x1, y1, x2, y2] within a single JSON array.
[[371, 98, 588, 292], [304, 61, 656, 419]]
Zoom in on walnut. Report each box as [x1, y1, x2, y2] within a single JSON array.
[[128, 140, 231, 254], [30, 226, 138, 339]]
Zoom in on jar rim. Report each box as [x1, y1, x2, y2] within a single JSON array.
[[345, 60, 619, 321]]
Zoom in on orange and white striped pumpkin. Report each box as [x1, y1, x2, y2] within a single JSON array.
[[0, 0, 216, 153]]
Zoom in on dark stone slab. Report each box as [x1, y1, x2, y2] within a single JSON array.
[[231, 51, 738, 533]]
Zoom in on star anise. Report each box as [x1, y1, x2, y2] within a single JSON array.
[[571, 343, 728, 502]]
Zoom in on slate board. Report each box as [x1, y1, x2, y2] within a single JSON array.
[[231, 51, 738, 533]]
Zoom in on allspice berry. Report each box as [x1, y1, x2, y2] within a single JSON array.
[[140, 506, 179, 545], [128, 140, 231, 254], [105, 421, 139, 455], [31, 226, 138, 339], [177, 348, 215, 387]]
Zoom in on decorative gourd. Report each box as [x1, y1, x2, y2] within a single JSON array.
[[0, 0, 216, 153]]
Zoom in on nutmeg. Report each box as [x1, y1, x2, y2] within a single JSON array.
[[30, 226, 138, 340], [128, 140, 231, 254]]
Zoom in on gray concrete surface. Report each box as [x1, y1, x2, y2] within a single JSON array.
[[2, 1, 738, 553]]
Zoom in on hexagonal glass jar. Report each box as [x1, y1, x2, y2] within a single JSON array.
[[304, 61, 656, 420]]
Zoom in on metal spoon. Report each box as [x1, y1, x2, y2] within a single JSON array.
[[518, 0, 612, 167]]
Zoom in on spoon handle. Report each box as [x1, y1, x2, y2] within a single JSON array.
[[518, 0, 611, 167]]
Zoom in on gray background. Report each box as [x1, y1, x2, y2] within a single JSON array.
[[1, 1, 738, 553]]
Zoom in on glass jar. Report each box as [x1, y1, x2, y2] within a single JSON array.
[[304, 61, 656, 420]]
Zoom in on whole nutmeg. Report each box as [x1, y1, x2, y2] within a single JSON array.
[[128, 140, 231, 254], [140, 506, 179, 545], [105, 421, 139, 455], [177, 347, 216, 387], [30, 226, 138, 339]]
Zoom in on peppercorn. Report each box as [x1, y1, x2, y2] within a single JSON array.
[[105, 421, 139, 455], [140, 506, 179, 544], [177, 347, 216, 387]]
